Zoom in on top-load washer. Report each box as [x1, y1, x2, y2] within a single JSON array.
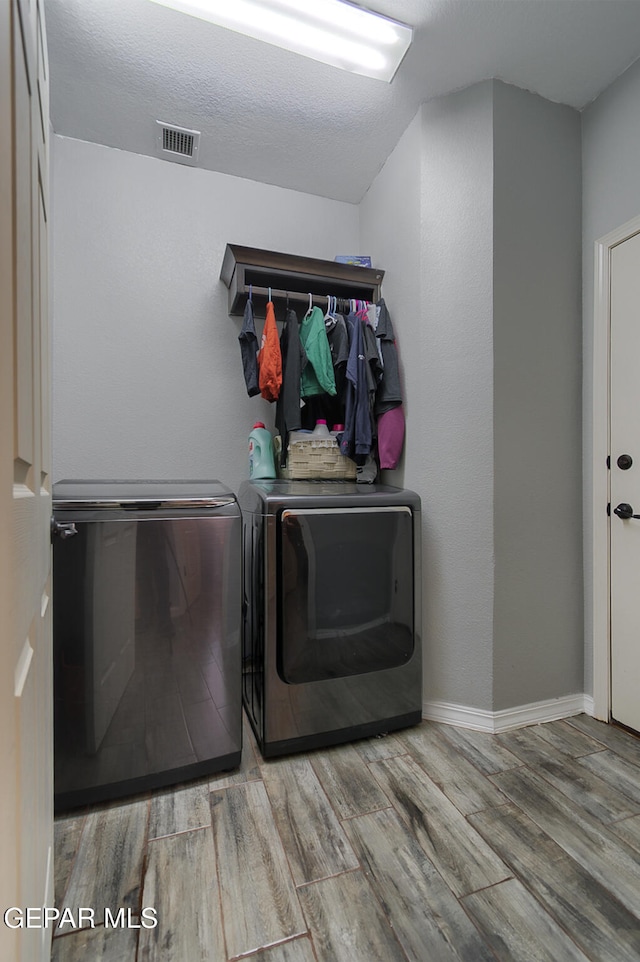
[[238, 480, 422, 757], [52, 479, 242, 810]]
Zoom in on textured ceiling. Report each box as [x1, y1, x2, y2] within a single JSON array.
[[45, 0, 640, 202]]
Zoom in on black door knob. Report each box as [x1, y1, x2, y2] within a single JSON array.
[[617, 454, 633, 470], [613, 502, 640, 520]]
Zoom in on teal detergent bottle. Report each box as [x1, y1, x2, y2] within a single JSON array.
[[248, 422, 276, 479]]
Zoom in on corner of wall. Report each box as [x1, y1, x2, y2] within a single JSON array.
[[491, 82, 583, 711]]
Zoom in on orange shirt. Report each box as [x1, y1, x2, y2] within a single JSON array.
[[258, 301, 282, 402]]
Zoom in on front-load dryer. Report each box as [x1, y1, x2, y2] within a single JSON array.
[[238, 480, 422, 757]]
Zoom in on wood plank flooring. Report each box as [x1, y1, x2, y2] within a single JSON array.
[[51, 713, 640, 961]]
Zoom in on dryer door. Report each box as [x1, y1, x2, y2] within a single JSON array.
[[278, 506, 414, 684]]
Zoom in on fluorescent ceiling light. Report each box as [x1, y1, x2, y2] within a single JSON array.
[[148, 0, 412, 82]]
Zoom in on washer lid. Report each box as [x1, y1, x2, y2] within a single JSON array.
[[52, 479, 236, 510]]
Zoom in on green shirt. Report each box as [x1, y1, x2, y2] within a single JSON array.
[[299, 306, 337, 397]]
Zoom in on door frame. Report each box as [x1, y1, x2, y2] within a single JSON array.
[[592, 212, 640, 721]]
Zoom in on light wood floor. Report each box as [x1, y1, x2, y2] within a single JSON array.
[[51, 712, 640, 961]]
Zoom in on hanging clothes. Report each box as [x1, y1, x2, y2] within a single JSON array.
[[368, 303, 385, 369], [238, 297, 260, 397], [340, 308, 374, 462], [301, 310, 350, 430], [374, 298, 405, 469], [374, 298, 402, 414], [275, 308, 307, 467], [377, 406, 405, 470], [258, 300, 282, 402], [362, 314, 383, 395], [326, 312, 350, 398], [300, 306, 336, 398]]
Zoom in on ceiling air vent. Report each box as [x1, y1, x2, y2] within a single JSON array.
[[156, 121, 200, 167]]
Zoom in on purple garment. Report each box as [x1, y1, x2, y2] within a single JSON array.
[[378, 405, 405, 469]]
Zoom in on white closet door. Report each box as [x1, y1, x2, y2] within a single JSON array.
[[610, 229, 640, 734], [0, 1, 53, 959]]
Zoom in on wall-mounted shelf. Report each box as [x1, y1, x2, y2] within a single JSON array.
[[220, 244, 384, 318]]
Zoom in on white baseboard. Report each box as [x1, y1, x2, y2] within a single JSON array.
[[422, 693, 593, 733]]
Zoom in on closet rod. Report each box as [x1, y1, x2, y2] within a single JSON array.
[[239, 286, 370, 318]]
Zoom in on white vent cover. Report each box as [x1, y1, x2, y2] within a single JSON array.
[[156, 121, 200, 166]]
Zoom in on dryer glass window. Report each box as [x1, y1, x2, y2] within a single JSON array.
[[278, 507, 414, 684]]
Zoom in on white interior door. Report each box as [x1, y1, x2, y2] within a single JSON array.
[[0, 1, 53, 960], [610, 229, 640, 734]]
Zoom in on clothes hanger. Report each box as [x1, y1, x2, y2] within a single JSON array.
[[324, 294, 337, 323], [324, 294, 335, 328], [304, 293, 313, 319]]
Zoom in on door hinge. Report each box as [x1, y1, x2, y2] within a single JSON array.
[[607, 502, 611, 516], [607, 456, 611, 469]]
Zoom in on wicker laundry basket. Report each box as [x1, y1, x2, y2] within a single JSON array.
[[278, 435, 356, 480]]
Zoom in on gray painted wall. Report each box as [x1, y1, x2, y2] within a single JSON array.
[[52, 135, 359, 491], [582, 57, 640, 697], [492, 81, 583, 710], [361, 80, 583, 713], [417, 82, 496, 711]]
